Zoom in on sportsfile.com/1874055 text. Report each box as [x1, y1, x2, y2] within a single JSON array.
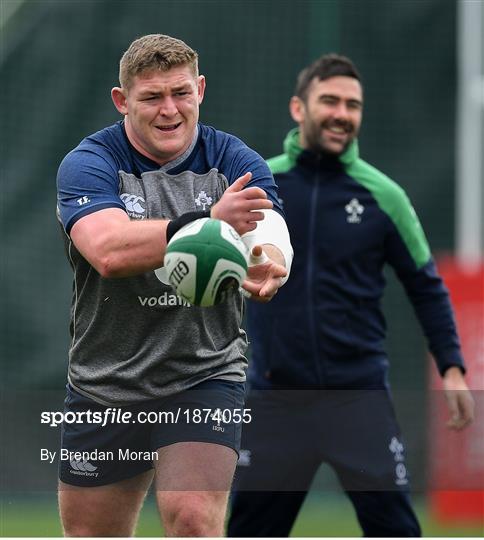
[[40, 408, 252, 428]]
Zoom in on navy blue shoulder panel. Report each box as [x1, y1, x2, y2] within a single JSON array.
[[57, 122, 283, 233]]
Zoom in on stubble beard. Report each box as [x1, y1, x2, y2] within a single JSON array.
[[304, 118, 354, 156]]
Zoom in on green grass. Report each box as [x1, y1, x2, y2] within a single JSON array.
[[1, 492, 482, 537]]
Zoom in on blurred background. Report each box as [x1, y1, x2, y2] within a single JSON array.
[[1, 0, 482, 536]]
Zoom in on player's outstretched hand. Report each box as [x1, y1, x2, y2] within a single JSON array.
[[443, 367, 475, 430], [242, 245, 287, 303], [211, 172, 273, 236]]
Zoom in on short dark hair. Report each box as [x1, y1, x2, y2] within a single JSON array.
[[119, 34, 198, 89], [295, 54, 362, 101]]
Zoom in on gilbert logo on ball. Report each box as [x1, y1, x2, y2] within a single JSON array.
[[164, 218, 249, 307]]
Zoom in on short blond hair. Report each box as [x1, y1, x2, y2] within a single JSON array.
[[119, 34, 199, 89]]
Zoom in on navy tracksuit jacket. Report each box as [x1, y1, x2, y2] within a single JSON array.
[[228, 129, 465, 538], [247, 129, 464, 390]]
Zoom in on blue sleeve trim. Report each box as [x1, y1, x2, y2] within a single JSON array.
[[57, 144, 123, 233], [65, 202, 127, 235]]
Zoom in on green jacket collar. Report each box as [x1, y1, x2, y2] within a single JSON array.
[[283, 127, 359, 166]]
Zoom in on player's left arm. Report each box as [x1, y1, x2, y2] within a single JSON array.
[[213, 139, 293, 301], [394, 255, 475, 431], [240, 210, 292, 302], [384, 189, 474, 430], [442, 366, 474, 430]]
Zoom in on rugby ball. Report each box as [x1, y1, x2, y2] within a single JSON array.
[[163, 218, 249, 307]]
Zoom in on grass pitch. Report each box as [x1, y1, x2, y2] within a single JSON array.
[[1, 492, 482, 536]]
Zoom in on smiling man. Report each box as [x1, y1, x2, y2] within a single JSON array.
[[112, 63, 204, 165], [55, 34, 292, 537], [290, 70, 362, 156], [228, 54, 474, 538]]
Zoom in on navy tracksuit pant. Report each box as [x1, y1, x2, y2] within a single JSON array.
[[228, 389, 421, 537]]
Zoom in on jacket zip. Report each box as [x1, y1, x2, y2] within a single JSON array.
[[306, 170, 324, 384]]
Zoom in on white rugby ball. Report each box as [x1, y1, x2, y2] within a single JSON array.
[[163, 218, 249, 307]]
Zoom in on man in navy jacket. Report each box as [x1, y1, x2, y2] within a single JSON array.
[[228, 54, 474, 537]]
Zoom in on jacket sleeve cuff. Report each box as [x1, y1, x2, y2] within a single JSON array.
[[434, 348, 466, 377]]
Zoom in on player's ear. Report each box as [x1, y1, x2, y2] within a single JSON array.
[[197, 75, 206, 105], [111, 87, 128, 115], [290, 96, 305, 123]]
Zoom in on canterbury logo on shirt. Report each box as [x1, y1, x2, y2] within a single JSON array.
[[120, 193, 146, 218]]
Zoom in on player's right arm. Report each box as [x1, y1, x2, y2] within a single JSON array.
[[70, 209, 169, 278], [69, 174, 270, 278], [57, 146, 171, 278], [58, 150, 269, 278]]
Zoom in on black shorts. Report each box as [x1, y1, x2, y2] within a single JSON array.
[[59, 379, 245, 487]]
